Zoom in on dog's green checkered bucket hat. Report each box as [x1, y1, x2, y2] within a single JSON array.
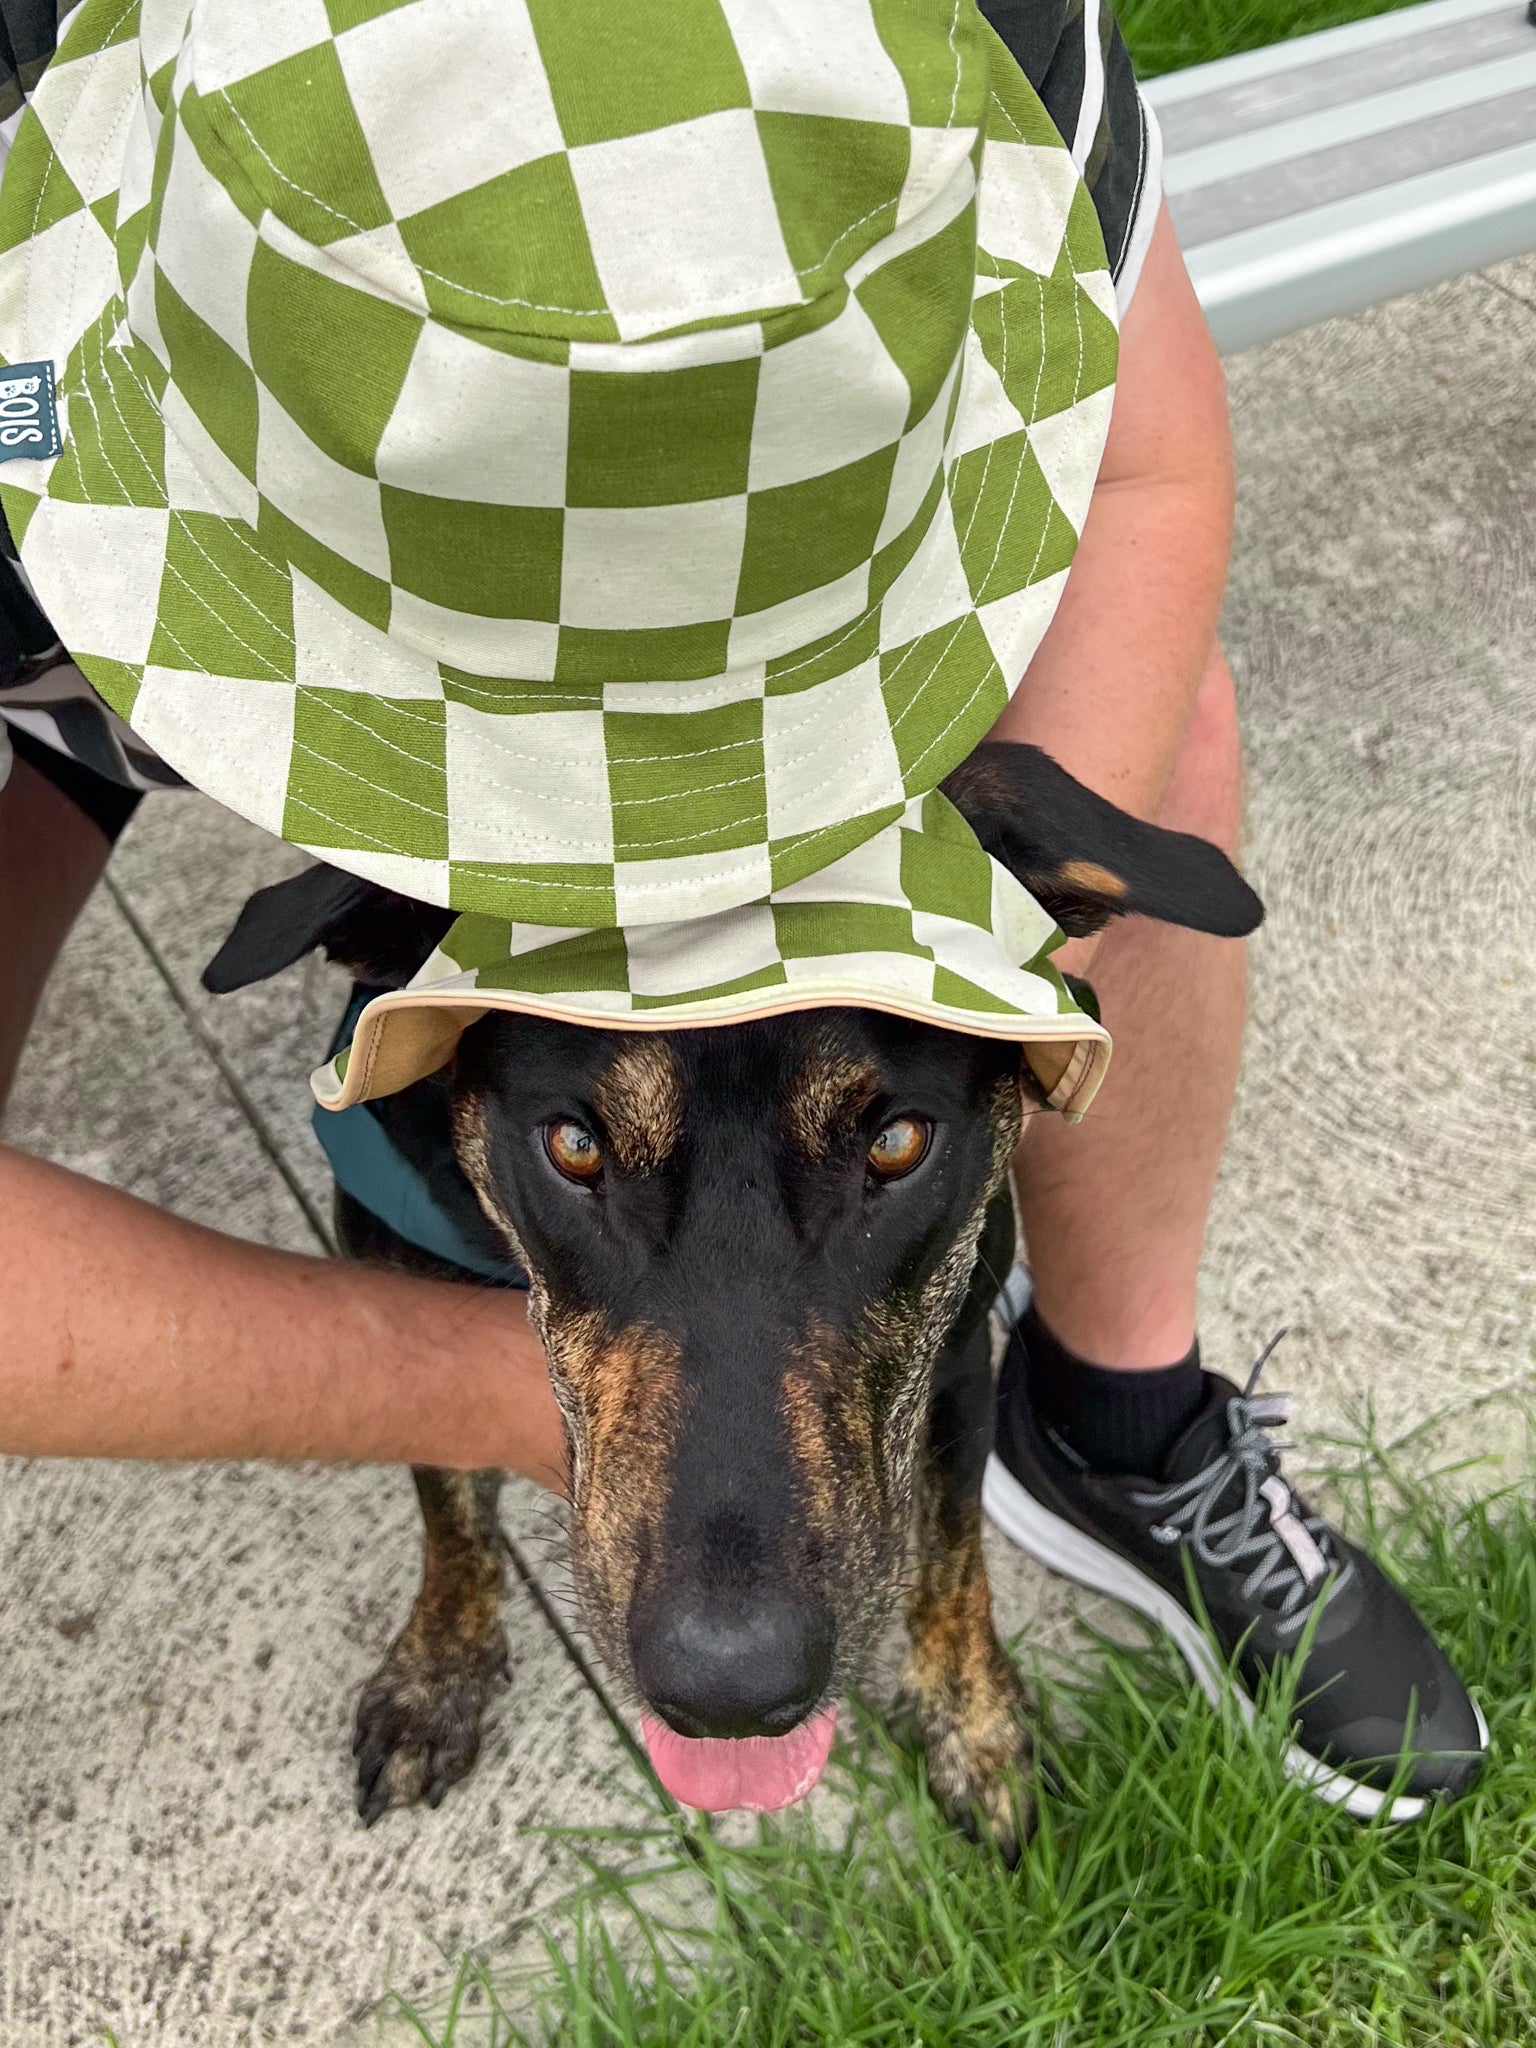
[[0, 0, 1117, 1115]]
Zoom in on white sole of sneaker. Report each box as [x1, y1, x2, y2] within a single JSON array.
[[982, 1450, 1488, 1824]]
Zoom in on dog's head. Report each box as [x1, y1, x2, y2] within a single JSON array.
[[207, 745, 1260, 1765], [450, 1003, 1024, 1729]]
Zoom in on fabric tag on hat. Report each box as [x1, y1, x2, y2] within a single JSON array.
[[0, 361, 60, 462]]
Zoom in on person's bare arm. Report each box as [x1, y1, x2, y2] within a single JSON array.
[[990, 204, 1234, 825], [0, 1143, 567, 1490]]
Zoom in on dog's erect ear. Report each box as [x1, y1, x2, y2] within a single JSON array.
[[201, 863, 455, 994], [941, 742, 1263, 939]]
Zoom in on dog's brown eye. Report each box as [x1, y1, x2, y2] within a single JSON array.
[[546, 1119, 603, 1183], [867, 1117, 930, 1180]]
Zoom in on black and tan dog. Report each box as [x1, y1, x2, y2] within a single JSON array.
[[206, 742, 1260, 1855]]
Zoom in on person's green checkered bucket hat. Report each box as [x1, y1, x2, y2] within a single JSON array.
[[0, 0, 1118, 1115]]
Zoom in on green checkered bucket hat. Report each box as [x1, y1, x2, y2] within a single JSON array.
[[0, 0, 1117, 1114]]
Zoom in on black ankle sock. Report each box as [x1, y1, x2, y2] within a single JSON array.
[[1019, 1302, 1205, 1475]]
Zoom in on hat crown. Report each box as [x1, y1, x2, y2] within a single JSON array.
[[165, 0, 991, 347], [124, 0, 1005, 672]]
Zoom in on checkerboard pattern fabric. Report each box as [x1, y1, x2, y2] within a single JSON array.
[[0, 0, 1117, 932], [312, 791, 1113, 1120]]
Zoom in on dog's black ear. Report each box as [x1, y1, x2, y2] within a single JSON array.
[[941, 742, 1263, 939], [201, 863, 455, 994]]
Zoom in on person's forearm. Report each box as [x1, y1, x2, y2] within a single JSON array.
[[0, 1143, 566, 1489], [988, 206, 1234, 822]]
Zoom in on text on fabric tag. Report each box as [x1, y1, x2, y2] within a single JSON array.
[[0, 361, 60, 461]]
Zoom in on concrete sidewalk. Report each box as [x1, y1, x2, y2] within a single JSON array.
[[3, 254, 1533, 2044]]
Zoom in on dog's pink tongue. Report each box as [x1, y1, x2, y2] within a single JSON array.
[[641, 1708, 836, 1812]]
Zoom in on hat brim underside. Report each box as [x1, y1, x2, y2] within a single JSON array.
[[311, 978, 1111, 1120], [315, 978, 1105, 1122]]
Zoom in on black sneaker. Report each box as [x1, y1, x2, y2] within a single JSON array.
[[983, 1282, 1487, 1819]]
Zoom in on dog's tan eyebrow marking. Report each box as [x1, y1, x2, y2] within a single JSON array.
[[592, 1039, 684, 1174], [1056, 858, 1129, 900], [783, 1049, 881, 1162]]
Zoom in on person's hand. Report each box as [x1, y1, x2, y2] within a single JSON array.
[[1054, 931, 1103, 985]]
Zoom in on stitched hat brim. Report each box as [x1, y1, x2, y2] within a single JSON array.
[[309, 795, 1112, 1120], [311, 974, 1109, 1120]]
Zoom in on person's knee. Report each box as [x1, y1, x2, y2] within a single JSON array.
[[1156, 645, 1242, 858]]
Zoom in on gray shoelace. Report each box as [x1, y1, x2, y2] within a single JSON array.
[[1129, 1331, 1353, 1638]]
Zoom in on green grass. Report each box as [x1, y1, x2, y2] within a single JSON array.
[[391, 1451, 1536, 2048], [1120, 0, 1427, 79]]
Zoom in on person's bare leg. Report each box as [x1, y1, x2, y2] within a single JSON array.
[[1017, 647, 1246, 1368], [0, 750, 116, 1113]]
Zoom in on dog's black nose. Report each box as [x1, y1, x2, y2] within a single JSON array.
[[631, 1589, 834, 1740]]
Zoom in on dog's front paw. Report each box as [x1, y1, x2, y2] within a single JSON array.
[[352, 1623, 510, 1826], [898, 1639, 1034, 1861]]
